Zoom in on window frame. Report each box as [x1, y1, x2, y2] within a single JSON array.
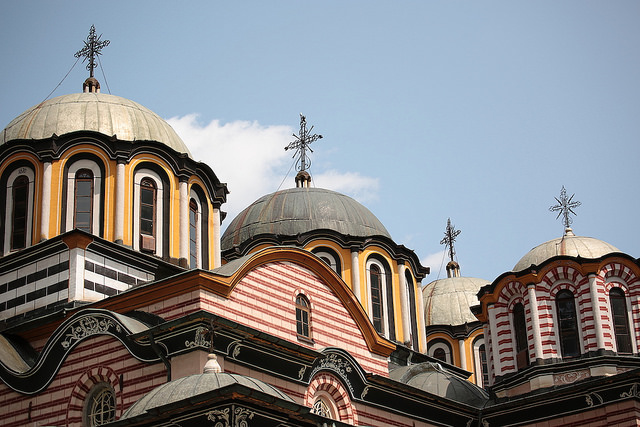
[[512, 302, 529, 369], [65, 159, 102, 236], [3, 167, 35, 255], [555, 289, 581, 358], [295, 293, 313, 341], [609, 287, 633, 354], [83, 382, 116, 427], [74, 168, 94, 233]]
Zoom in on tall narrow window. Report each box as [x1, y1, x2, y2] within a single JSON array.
[[556, 290, 580, 358], [74, 169, 94, 233], [370, 264, 384, 333], [513, 302, 529, 369], [139, 178, 156, 252], [189, 198, 198, 268], [610, 288, 633, 354], [296, 294, 312, 339], [11, 176, 29, 250], [478, 344, 489, 387]]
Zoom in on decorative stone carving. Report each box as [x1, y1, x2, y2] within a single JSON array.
[[61, 316, 119, 349], [185, 326, 211, 349]]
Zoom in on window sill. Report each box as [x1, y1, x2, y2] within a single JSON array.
[[297, 334, 315, 345]]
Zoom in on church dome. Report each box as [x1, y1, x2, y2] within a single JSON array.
[[513, 228, 620, 272], [1, 92, 191, 157], [221, 187, 391, 252], [422, 276, 487, 326], [390, 362, 489, 408], [121, 372, 293, 419]]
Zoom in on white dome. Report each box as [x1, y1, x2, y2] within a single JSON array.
[[513, 229, 620, 272], [1, 92, 191, 157], [422, 276, 487, 326]]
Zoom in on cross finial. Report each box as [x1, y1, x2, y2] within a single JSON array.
[[549, 186, 581, 230], [74, 25, 110, 78], [285, 114, 323, 173], [440, 218, 461, 262]]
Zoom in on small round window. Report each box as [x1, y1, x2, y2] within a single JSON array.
[[84, 382, 116, 426]]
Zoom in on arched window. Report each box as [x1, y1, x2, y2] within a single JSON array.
[[428, 339, 453, 364], [296, 294, 312, 339], [64, 159, 103, 236], [556, 290, 580, 358], [369, 264, 384, 334], [610, 288, 632, 354], [189, 198, 198, 269], [406, 270, 419, 350], [10, 175, 29, 250], [473, 336, 489, 388], [74, 169, 94, 233], [2, 166, 35, 255], [83, 382, 116, 426], [311, 247, 342, 276], [139, 178, 156, 252], [513, 302, 529, 369]]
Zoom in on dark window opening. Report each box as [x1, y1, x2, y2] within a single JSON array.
[[556, 290, 580, 358], [74, 169, 93, 233], [11, 176, 29, 250], [370, 264, 383, 333], [513, 302, 530, 369], [610, 288, 633, 354], [296, 294, 311, 339]]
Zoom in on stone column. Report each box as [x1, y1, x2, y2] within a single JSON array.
[[40, 161, 52, 241], [459, 339, 467, 370], [179, 179, 189, 267], [350, 247, 361, 302], [416, 280, 427, 353], [527, 283, 544, 361], [589, 274, 606, 351], [114, 161, 125, 244], [398, 262, 411, 345], [212, 204, 221, 268], [487, 304, 502, 376]]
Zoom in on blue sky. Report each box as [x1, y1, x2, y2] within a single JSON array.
[[1, 1, 639, 283]]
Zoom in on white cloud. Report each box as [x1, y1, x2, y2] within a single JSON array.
[[167, 114, 381, 229], [421, 250, 448, 278], [167, 114, 293, 223], [312, 170, 379, 204]]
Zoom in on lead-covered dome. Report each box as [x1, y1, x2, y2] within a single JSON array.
[[513, 228, 620, 272], [423, 275, 487, 326], [121, 372, 293, 419], [221, 187, 391, 252], [1, 92, 191, 157]]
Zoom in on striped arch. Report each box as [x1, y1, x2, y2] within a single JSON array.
[[601, 262, 640, 288], [305, 372, 357, 425], [66, 365, 122, 426], [497, 281, 526, 305], [541, 266, 587, 293]]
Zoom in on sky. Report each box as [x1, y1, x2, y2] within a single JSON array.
[[0, 1, 638, 283]]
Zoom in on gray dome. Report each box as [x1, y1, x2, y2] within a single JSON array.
[[422, 276, 487, 326], [221, 187, 391, 251], [121, 373, 293, 419], [1, 92, 191, 157], [390, 362, 489, 407], [513, 229, 620, 272]]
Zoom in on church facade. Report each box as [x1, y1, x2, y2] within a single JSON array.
[[0, 29, 638, 427]]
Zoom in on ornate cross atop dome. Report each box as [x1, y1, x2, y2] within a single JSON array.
[[285, 114, 322, 174], [549, 186, 581, 231], [75, 25, 110, 92], [440, 218, 461, 263]]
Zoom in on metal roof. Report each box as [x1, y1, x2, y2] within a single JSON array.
[[513, 229, 620, 272], [221, 187, 391, 251], [1, 92, 192, 157], [422, 276, 487, 326]]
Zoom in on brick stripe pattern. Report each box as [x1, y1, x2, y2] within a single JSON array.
[[487, 261, 640, 380], [0, 335, 165, 426], [144, 261, 389, 376], [0, 251, 69, 320], [305, 373, 357, 425], [83, 252, 154, 300]]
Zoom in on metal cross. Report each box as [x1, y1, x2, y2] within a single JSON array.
[[285, 114, 322, 172], [549, 186, 581, 229], [74, 25, 110, 78], [440, 218, 461, 262]]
